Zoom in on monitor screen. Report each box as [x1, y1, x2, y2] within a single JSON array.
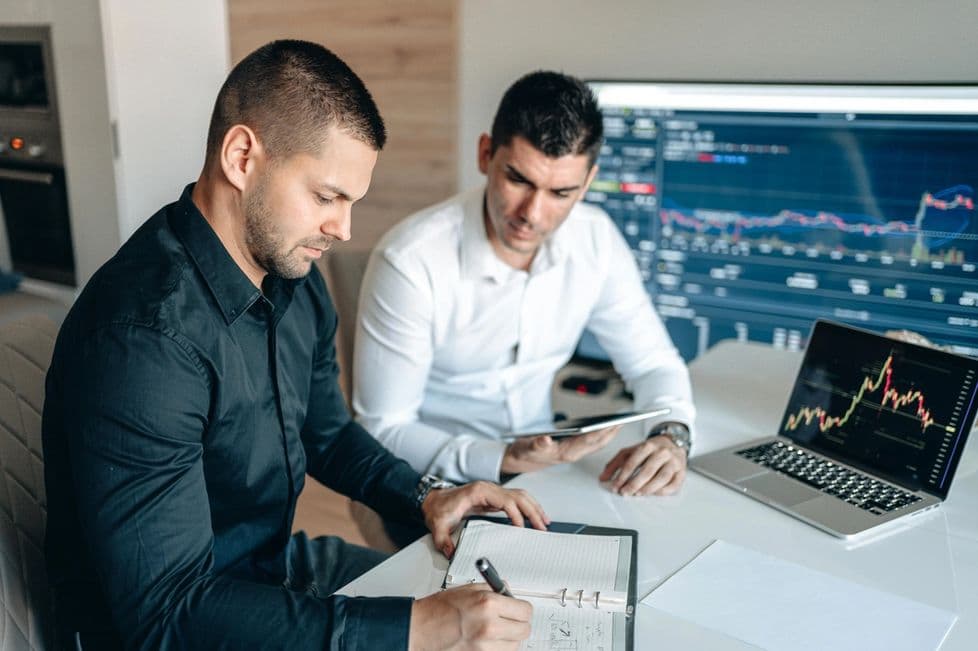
[[579, 82, 978, 362], [781, 320, 978, 497]]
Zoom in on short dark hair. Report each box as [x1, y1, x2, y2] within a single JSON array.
[[205, 40, 386, 164], [490, 71, 603, 165]]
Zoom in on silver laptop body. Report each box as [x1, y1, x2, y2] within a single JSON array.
[[692, 320, 978, 539]]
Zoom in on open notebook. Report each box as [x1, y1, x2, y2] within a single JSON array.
[[445, 519, 637, 651]]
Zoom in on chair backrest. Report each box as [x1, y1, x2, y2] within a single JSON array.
[[0, 315, 58, 650], [320, 246, 373, 408]]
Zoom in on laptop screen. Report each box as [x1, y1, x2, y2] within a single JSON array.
[[781, 320, 978, 498]]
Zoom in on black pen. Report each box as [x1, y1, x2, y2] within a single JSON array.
[[475, 557, 513, 597]]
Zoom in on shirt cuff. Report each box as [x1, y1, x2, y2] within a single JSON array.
[[429, 437, 507, 484], [342, 596, 413, 650], [468, 438, 507, 483]]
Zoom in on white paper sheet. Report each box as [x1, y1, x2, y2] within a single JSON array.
[[642, 540, 957, 651]]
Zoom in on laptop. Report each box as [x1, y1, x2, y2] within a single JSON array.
[[691, 319, 978, 539]]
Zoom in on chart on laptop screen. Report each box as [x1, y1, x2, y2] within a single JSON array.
[[782, 323, 978, 493]]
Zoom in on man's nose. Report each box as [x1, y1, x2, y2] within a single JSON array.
[[322, 205, 352, 242], [520, 190, 546, 225]]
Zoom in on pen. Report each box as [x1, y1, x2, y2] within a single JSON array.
[[475, 557, 513, 597]]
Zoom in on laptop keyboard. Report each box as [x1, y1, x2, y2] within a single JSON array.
[[736, 440, 922, 515]]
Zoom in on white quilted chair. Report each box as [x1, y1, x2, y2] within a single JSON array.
[[0, 315, 58, 650]]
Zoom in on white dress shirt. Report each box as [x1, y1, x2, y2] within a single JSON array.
[[353, 186, 695, 483]]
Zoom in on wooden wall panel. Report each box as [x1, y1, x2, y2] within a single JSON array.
[[227, 0, 458, 250]]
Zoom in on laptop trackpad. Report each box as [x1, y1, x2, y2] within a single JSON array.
[[738, 472, 822, 506]]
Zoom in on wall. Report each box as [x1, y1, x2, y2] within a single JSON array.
[[227, 0, 457, 250], [459, 0, 978, 189], [99, 0, 230, 239]]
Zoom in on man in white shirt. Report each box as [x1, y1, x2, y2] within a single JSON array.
[[354, 71, 695, 499]]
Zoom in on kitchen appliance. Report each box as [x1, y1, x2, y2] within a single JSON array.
[[0, 25, 75, 286]]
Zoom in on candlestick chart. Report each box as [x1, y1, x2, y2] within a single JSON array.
[[784, 352, 938, 437]]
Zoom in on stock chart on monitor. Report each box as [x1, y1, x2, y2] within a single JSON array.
[[580, 82, 978, 362]]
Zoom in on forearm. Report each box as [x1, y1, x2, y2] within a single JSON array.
[[139, 579, 412, 650], [305, 418, 422, 522], [626, 363, 696, 440], [359, 414, 507, 484]]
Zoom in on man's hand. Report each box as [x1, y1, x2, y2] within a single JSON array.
[[409, 583, 532, 651], [422, 481, 549, 557], [500, 425, 621, 475], [599, 435, 687, 496]]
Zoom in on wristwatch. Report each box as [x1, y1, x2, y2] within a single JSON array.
[[414, 473, 455, 509], [649, 422, 692, 457]]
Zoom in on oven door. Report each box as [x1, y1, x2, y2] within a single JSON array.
[[0, 162, 75, 285]]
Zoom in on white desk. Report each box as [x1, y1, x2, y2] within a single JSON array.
[[340, 340, 978, 649]]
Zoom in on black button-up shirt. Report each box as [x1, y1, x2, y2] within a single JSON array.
[[43, 185, 422, 649]]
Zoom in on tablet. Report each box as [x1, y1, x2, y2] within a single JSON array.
[[506, 407, 671, 438]]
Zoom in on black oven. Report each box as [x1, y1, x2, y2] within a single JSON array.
[[0, 163, 74, 285], [0, 24, 75, 286]]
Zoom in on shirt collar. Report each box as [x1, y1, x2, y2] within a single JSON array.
[[460, 185, 571, 282], [168, 183, 264, 325], [460, 187, 511, 283]]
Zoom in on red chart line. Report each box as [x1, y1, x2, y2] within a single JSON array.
[[785, 354, 935, 434]]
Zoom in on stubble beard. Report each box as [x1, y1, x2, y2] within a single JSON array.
[[244, 180, 326, 280]]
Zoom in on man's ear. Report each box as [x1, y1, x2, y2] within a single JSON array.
[[579, 163, 599, 200], [477, 133, 493, 175], [220, 124, 262, 192]]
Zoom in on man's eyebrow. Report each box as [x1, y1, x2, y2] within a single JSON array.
[[505, 164, 532, 185], [316, 182, 354, 201], [505, 164, 582, 194]]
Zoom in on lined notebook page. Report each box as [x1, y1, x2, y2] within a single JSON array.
[[446, 520, 621, 594]]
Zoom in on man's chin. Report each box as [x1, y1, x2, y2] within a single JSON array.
[[502, 236, 539, 254], [268, 258, 315, 280]]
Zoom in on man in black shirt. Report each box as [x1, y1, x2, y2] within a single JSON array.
[[42, 40, 545, 650]]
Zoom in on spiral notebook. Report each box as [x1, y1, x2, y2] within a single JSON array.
[[444, 518, 637, 651]]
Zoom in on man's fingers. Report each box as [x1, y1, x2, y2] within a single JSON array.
[[610, 446, 652, 492], [625, 449, 686, 496], [600, 449, 627, 481], [558, 426, 619, 462], [430, 520, 453, 557], [493, 593, 534, 622], [513, 490, 550, 529], [475, 483, 549, 529], [653, 466, 686, 496], [617, 451, 664, 495], [532, 434, 555, 451], [623, 454, 672, 496], [501, 501, 526, 529]]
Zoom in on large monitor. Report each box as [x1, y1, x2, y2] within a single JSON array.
[[579, 82, 978, 362]]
